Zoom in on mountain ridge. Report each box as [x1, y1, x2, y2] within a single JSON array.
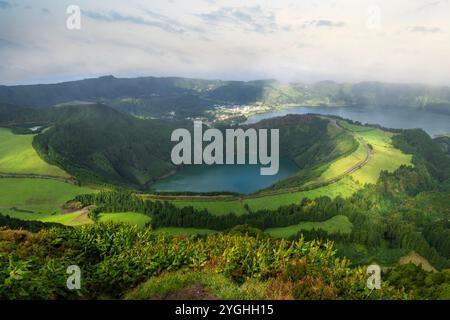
[[1, 75, 450, 119]]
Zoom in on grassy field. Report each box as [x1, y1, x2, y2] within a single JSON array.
[[172, 176, 362, 215], [0, 128, 68, 177], [0, 128, 99, 225], [337, 121, 374, 132], [154, 227, 216, 236], [265, 215, 353, 238], [0, 178, 95, 220], [99, 212, 151, 228], [42, 211, 93, 226], [351, 128, 412, 184], [313, 138, 367, 183]]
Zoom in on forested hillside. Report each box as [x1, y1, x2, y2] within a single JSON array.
[[1, 76, 450, 119]]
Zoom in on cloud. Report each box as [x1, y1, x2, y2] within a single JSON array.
[[301, 20, 346, 29], [2, 1, 450, 86], [415, 0, 448, 12], [404, 0, 449, 16], [0, 38, 25, 49], [84, 10, 185, 34], [410, 25, 441, 33], [41, 8, 50, 15], [0, 1, 11, 9], [197, 6, 283, 33], [141, 9, 205, 33]]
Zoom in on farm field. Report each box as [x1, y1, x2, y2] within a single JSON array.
[[0, 128, 68, 177], [42, 210, 93, 226], [265, 215, 353, 238], [350, 128, 412, 184], [0, 178, 95, 220], [99, 212, 151, 228], [313, 137, 366, 183]]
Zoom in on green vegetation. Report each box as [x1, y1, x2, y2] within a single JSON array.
[[0, 96, 449, 301], [266, 215, 353, 239], [33, 104, 177, 187], [0, 128, 68, 177], [125, 270, 265, 300], [0, 213, 65, 232], [386, 263, 450, 300], [434, 135, 450, 155], [154, 227, 215, 236], [312, 136, 366, 183], [0, 223, 404, 300], [169, 177, 361, 215], [351, 128, 412, 184], [0, 178, 94, 219], [75, 126, 450, 271], [99, 212, 151, 228], [42, 211, 93, 227]]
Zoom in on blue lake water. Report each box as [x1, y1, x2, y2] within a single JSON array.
[[150, 160, 298, 194], [244, 106, 450, 136]]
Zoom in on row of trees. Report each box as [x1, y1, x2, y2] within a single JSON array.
[[75, 192, 344, 231], [0, 214, 65, 232]]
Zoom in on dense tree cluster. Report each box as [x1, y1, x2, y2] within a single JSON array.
[[0, 214, 65, 232], [386, 263, 450, 300]]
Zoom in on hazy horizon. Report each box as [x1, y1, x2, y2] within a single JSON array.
[[2, 73, 450, 89], [1, 0, 450, 86]]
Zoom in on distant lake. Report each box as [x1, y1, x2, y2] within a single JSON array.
[[150, 159, 298, 194], [152, 105, 450, 194], [244, 106, 450, 136]]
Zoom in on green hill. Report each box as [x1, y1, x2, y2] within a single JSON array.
[[32, 104, 178, 187]]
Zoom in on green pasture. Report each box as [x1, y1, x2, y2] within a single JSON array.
[[99, 212, 151, 228], [265, 215, 353, 238], [350, 129, 412, 184], [0, 178, 95, 219], [0, 128, 68, 177]]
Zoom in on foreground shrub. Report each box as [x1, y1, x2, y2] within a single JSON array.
[[0, 223, 404, 299]]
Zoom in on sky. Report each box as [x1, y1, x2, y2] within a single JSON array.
[[0, 0, 449, 86]]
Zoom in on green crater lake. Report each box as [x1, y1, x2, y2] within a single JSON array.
[[150, 159, 298, 194]]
